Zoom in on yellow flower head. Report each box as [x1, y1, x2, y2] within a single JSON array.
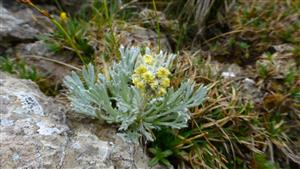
[[60, 12, 68, 21], [142, 71, 155, 83], [134, 65, 147, 75], [132, 76, 141, 85], [150, 80, 159, 89], [161, 78, 170, 88], [157, 87, 167, 96], [135, 81, 145, 90], [143, 54, 153, 65], [156, 67, 170, 78]]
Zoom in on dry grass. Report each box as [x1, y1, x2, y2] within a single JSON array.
[[149, 48, 300, 168]]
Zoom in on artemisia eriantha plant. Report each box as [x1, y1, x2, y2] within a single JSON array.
[[64, 46, 206, 142]]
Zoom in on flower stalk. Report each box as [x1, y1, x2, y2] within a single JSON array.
[[19, 0, 86, 63]]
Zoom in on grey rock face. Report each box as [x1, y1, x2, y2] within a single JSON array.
[[0, 72, 156, 169], [0, 6, 39, 49], [90, 24, 172, 53], [12, 41, 78, 85], [116, 25, 171, 52], [0, 72, 68, 168]]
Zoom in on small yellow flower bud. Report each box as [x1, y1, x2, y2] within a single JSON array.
[[132, 76, 141, 85], [143, 54, 153, 65], [156, 67, 170, 78], [135, 81, 145, 90], [150, 80, 159, 89], [157, 87, 167, 96], [161, 78, 170, 88], [142, 71, 155, 83], [60, 12, 68, 21], [134, 65, 147, 75]]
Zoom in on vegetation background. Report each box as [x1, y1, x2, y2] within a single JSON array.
[[1, 0, 299, 168]]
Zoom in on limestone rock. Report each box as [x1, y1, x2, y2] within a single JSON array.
[[0, 72, 160, 169], [0, 5, 39, 49], [0, 72, 68, 168]]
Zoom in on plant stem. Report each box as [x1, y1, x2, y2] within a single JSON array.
[[25, 1, 86, 64], [152, 0, 161, 51], [103, 0, 120, 60], [51, 19, 86, 63]]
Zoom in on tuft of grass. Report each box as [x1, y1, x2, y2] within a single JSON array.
[[165, 0, 234, 36], [40, 17, 94, 63], [19, 0, 93, 63], [254, 153, 280, 169], [0, 57, 39, 81], [91, 0, 121, 60], [148, 147, 173, 167]]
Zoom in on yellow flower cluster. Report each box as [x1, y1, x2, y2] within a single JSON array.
[[132, 54, 171, 97]]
